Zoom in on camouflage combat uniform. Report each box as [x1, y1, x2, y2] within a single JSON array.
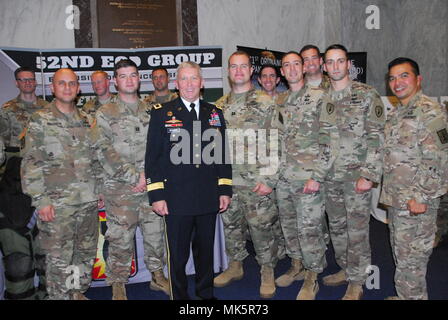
[[21, 101, 99, 300], [0, 96, 48, 300], [380, 91, 448, 300], [0, 96, 48, 160], [94, 97, 166, 285], [306, 74, 331, 91], [323, 81, 385, 284], [81, 94, 116, 116], [143, 91, 178, 109], [215, 89, 282, 268], [272, 85, 331, 273]]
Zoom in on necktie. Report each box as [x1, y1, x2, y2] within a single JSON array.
[[189, 103, 197, 120]]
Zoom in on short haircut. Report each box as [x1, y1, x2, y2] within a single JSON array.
[[177, 61, 202, 78], [258, 64, 279, 78], [152, 67, 169, 76], [281, 51, 303, 64], [228, 50, 252, 68], [388, 57, 420, 76], [324, 44, 348, 61], [299, 44, 321, 56], [91, 70, 109, 79], [14, 66, 35, 79], [114, 59, 138, 77]]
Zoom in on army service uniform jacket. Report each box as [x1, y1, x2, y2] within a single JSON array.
[[146, 97, 232, 215]]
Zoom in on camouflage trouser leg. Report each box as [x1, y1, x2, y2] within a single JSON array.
[[33, 231, 47, 300], [275, 180, 302, 261], [221, 186, 279, 267], [276, 179, 327, 273], [271, 189, 286, 260], [325, 180, 371, 283], [0, 226, 39, 300], [105, 192, 165, 284], [436, 193, 448, 240], [37, 202, 98, 300], [138, 197, 166, 273], [388, 198, 439, 300]]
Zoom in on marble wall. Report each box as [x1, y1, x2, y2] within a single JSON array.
[[198, 0, 448, 96], [336, 0, 448, 96], [0, 0, 75, 49], [0, 1, 446, 96]]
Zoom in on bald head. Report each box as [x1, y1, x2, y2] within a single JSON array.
[[52, 68, 80, 104]]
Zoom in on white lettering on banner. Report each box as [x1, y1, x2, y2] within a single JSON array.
[[365, 5, 380, 30], [35, 53, 217, 70], [147, 52, 216, 66], [37, 56, 94, 69]]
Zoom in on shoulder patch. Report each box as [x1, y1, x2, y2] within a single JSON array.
[[153, 103, 162, 110], [375, 105, 383, 118]]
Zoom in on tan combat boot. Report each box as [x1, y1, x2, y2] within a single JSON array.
[[72, 291, 89, 300], [260, 265, 276, 299], [341, 282, 363, 300], [322, 270, 348, 286], [150, 270, 170, 296], [214, 261, 244, 287], [296, 270, 319, 300], [112, 282, 127, 300], [275, 258, 305, 287]]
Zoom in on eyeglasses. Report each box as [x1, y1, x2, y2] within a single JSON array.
[[16, 78, 36, 82]]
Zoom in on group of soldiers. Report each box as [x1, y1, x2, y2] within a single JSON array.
[[0, 43, 447, 300]]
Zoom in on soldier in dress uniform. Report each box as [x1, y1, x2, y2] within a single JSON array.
[[146, 61, 232, 300]]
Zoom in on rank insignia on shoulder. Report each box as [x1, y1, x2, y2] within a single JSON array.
[[153, 103, 162, 109]]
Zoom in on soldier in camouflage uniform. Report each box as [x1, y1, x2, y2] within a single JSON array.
[[94, 60, 167, 300], [82, 71, 116, 115], [257, 64, 286, 261], [380, 58, 448, 300], [143, 67, 178, 108], [0, 67, 48, 165], [320, 45, 385, 300], [300, 45, 331, 91], [270, 51, 335, 300], [21, 68, 100, 300], [213, 51, 281, 299], [0, 67, 48, 300], [300, 45, 332, 247]]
